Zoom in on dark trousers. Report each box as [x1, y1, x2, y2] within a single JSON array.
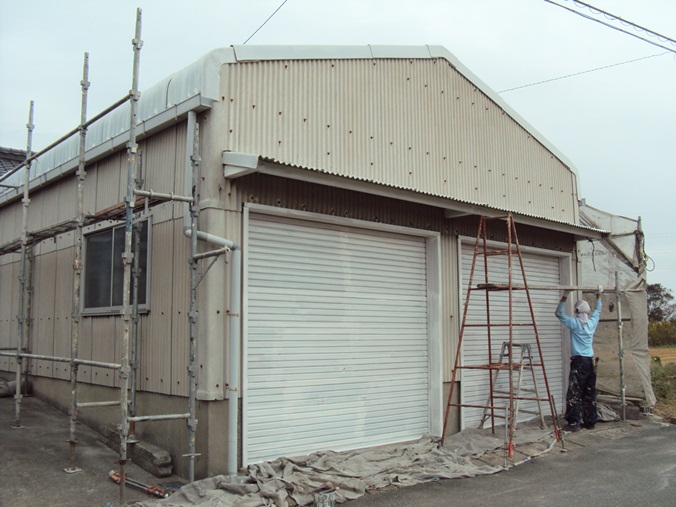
[[565, 356, 597, 428]]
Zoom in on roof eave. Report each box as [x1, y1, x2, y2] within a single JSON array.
[[226, 156, 606, 240]]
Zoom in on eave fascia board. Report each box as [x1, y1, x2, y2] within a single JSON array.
[[255, 160, 607, 240]]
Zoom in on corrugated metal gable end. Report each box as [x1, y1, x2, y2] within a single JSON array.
[[224, 58, 578, 224]]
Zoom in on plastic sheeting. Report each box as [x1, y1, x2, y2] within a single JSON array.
[[578, 203, 655, 407], [129, 435, 505, 507], [130, 419, 563, 507]]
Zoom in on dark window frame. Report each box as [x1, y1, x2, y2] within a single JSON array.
[[82, 219, 151, 315]]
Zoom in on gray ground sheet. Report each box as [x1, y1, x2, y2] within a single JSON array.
[[130, 420, 561, 507]]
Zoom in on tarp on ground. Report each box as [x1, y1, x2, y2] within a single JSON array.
[[578, 203, 655, 407], [129, 419, 561, 507], [129, 434, 510, 507]]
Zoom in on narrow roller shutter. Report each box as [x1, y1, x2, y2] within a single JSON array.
[[245, 214, 430, 464], [459, 242, 564, 429]]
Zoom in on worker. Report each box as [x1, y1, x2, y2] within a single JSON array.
[[555, 285, 603, 432]]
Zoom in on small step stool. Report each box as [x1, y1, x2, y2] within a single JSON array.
[[479, 342, 547, 433]]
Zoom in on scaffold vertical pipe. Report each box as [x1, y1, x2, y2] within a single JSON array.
[[119, 8, 143, 504], [14, 101, 35, 429], [66, 52, 90, 474], [615, 271, 626, 421], [187, 122, 200, 483], [129, 153, 144, 441], [506, 216, 516, 450]]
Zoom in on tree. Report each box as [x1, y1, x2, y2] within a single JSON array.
[[647, 283, 676, 322]]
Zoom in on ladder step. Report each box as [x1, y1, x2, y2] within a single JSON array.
[[518, 409, 546, 416], [465, 323, 535, 327], [491, 395, 549, 402]]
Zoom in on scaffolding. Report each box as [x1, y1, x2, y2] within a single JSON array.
[[0, 8, 216, 503]]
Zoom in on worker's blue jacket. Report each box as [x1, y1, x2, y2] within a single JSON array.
[[555, 298, 602, 357]]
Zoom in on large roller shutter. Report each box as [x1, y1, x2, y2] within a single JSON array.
[[245, 214, 431, 464], [459, 241, 564, 429]]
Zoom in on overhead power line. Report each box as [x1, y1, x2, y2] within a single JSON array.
[[498, 51, 669, 93], [243, 0, 290, 45], [544, 0, 676, 54]]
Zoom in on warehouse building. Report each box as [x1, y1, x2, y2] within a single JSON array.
[[0, 45, 606, 479]]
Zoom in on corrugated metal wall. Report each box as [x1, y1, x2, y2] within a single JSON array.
[[0, 123, 190, 395], [0, 202, 21, 245], [223, 58, 578, 224], [0, 260, 20, 372]]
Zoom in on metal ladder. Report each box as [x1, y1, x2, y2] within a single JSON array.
[[441, 214, 563, 458], [479, 342, 547, 433]]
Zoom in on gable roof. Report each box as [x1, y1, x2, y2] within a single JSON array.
[[0, 45, 597, 235], [1, 45, 577, 190]]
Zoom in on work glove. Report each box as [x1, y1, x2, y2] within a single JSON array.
[[597, 285, 603, 294]]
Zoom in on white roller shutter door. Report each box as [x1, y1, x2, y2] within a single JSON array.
[[245, 214, 431, 464], [459, 241, 564, 429]]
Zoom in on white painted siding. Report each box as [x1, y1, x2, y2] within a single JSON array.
[[459, 240, 564, 429], [244, 213, 432, 464]]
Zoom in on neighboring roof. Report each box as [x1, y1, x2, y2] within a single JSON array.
[[0, 146, 27, 176]]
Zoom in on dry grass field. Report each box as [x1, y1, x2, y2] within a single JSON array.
[[650, 347, 676, 365]]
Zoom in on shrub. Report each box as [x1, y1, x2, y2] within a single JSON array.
[[651, 362, 676, 401], [648, 320, 676, 347]]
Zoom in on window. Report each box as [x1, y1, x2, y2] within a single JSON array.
[[83, 220, 149, 312]]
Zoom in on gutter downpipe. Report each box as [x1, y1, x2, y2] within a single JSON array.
[[183, 110, 241, 477]]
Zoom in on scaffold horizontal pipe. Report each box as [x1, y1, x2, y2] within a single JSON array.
[[83, 93, 132, 128], [0, 94, 132, 184], [192, 247, 229, 261], [72, 358, 122, 369], [0, 352, 71, 363], [133, 189, 193, 203], [476, 283, 615, 292], [128, 412, 191, 423], [0, 351, 121, 370], [77, 401, 120, 408]]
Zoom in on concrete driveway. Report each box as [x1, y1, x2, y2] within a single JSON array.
[[347, 420, 676, 507], [0, 396, 183, 507], [2, 395, 674, 507]]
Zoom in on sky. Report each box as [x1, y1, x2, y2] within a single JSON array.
[[1, 0, 675, 292]]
